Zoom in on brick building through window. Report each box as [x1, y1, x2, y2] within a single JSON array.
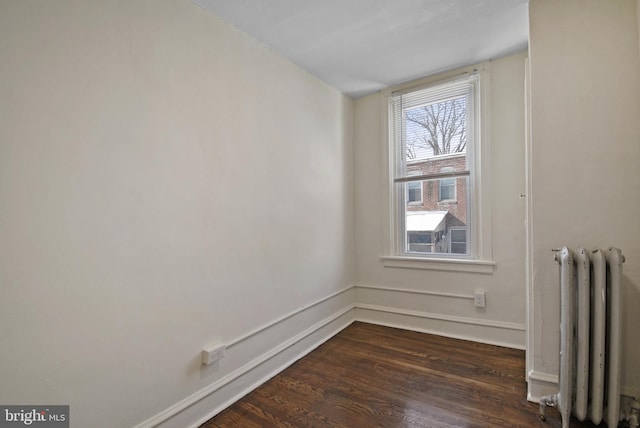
[[405, 152, 467, 254]]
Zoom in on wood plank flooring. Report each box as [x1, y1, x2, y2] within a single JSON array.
[[201, 322, 602, 428]]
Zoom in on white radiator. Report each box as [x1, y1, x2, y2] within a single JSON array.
[[539, 247, 625, 428]]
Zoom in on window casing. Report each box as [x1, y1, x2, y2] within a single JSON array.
[[387, 70, 486, 264]]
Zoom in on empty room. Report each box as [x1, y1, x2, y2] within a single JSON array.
[[1, 1, 639, 427]]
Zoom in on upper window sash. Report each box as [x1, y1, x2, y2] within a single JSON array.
[[390, 75, 477, 185]]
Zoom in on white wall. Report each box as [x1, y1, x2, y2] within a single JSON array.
[[0, 1, 354, 427], [527, 0, 640, 400], [353, 52, 528, 349]]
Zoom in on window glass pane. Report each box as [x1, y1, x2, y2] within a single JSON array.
[[451, 229, 466, 242], [404, 96, 468, 170], [402, 176, 468, 255], [449, 228, 467, 255], [451, 243, 467, 254], [439, 178, 455, 201], [409, 243, 433, 252], [408, 181, 422, 202], [407, 231, 432, 252], [408, 232, 431, 243]]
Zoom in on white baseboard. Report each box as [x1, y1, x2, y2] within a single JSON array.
[[187, 309, 354, 428], [354, 305, 525, 349], [354, 284, 526, 349], [527, 370, 559, 402], [134, 287, 355, 428], [137, 283, 529, 427]]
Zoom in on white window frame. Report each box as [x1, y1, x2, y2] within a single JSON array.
[[380, 63, 495, 274]]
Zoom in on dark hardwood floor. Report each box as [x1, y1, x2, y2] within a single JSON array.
[[201, 322, 601, 428]]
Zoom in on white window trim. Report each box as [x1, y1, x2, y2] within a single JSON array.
[[379, 62, 495, 273]]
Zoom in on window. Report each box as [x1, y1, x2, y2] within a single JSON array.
[[449, 227, 467, 254], [389, 72, 479, 259], [407, 172, 422, 203], [439, 167, 456, 201], [407, 231, 432, 252]]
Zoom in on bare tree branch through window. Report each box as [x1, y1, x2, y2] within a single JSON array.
[[405, 97, 467, 159]]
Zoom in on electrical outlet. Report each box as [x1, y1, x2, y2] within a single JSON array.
[[202, 343, 226, 366], [474, 290, 486, 308]]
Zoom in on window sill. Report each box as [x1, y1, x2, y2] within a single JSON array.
[[381, 256, 496, 274]]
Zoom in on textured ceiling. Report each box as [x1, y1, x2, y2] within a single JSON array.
[[193, 0, 529, 98]]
